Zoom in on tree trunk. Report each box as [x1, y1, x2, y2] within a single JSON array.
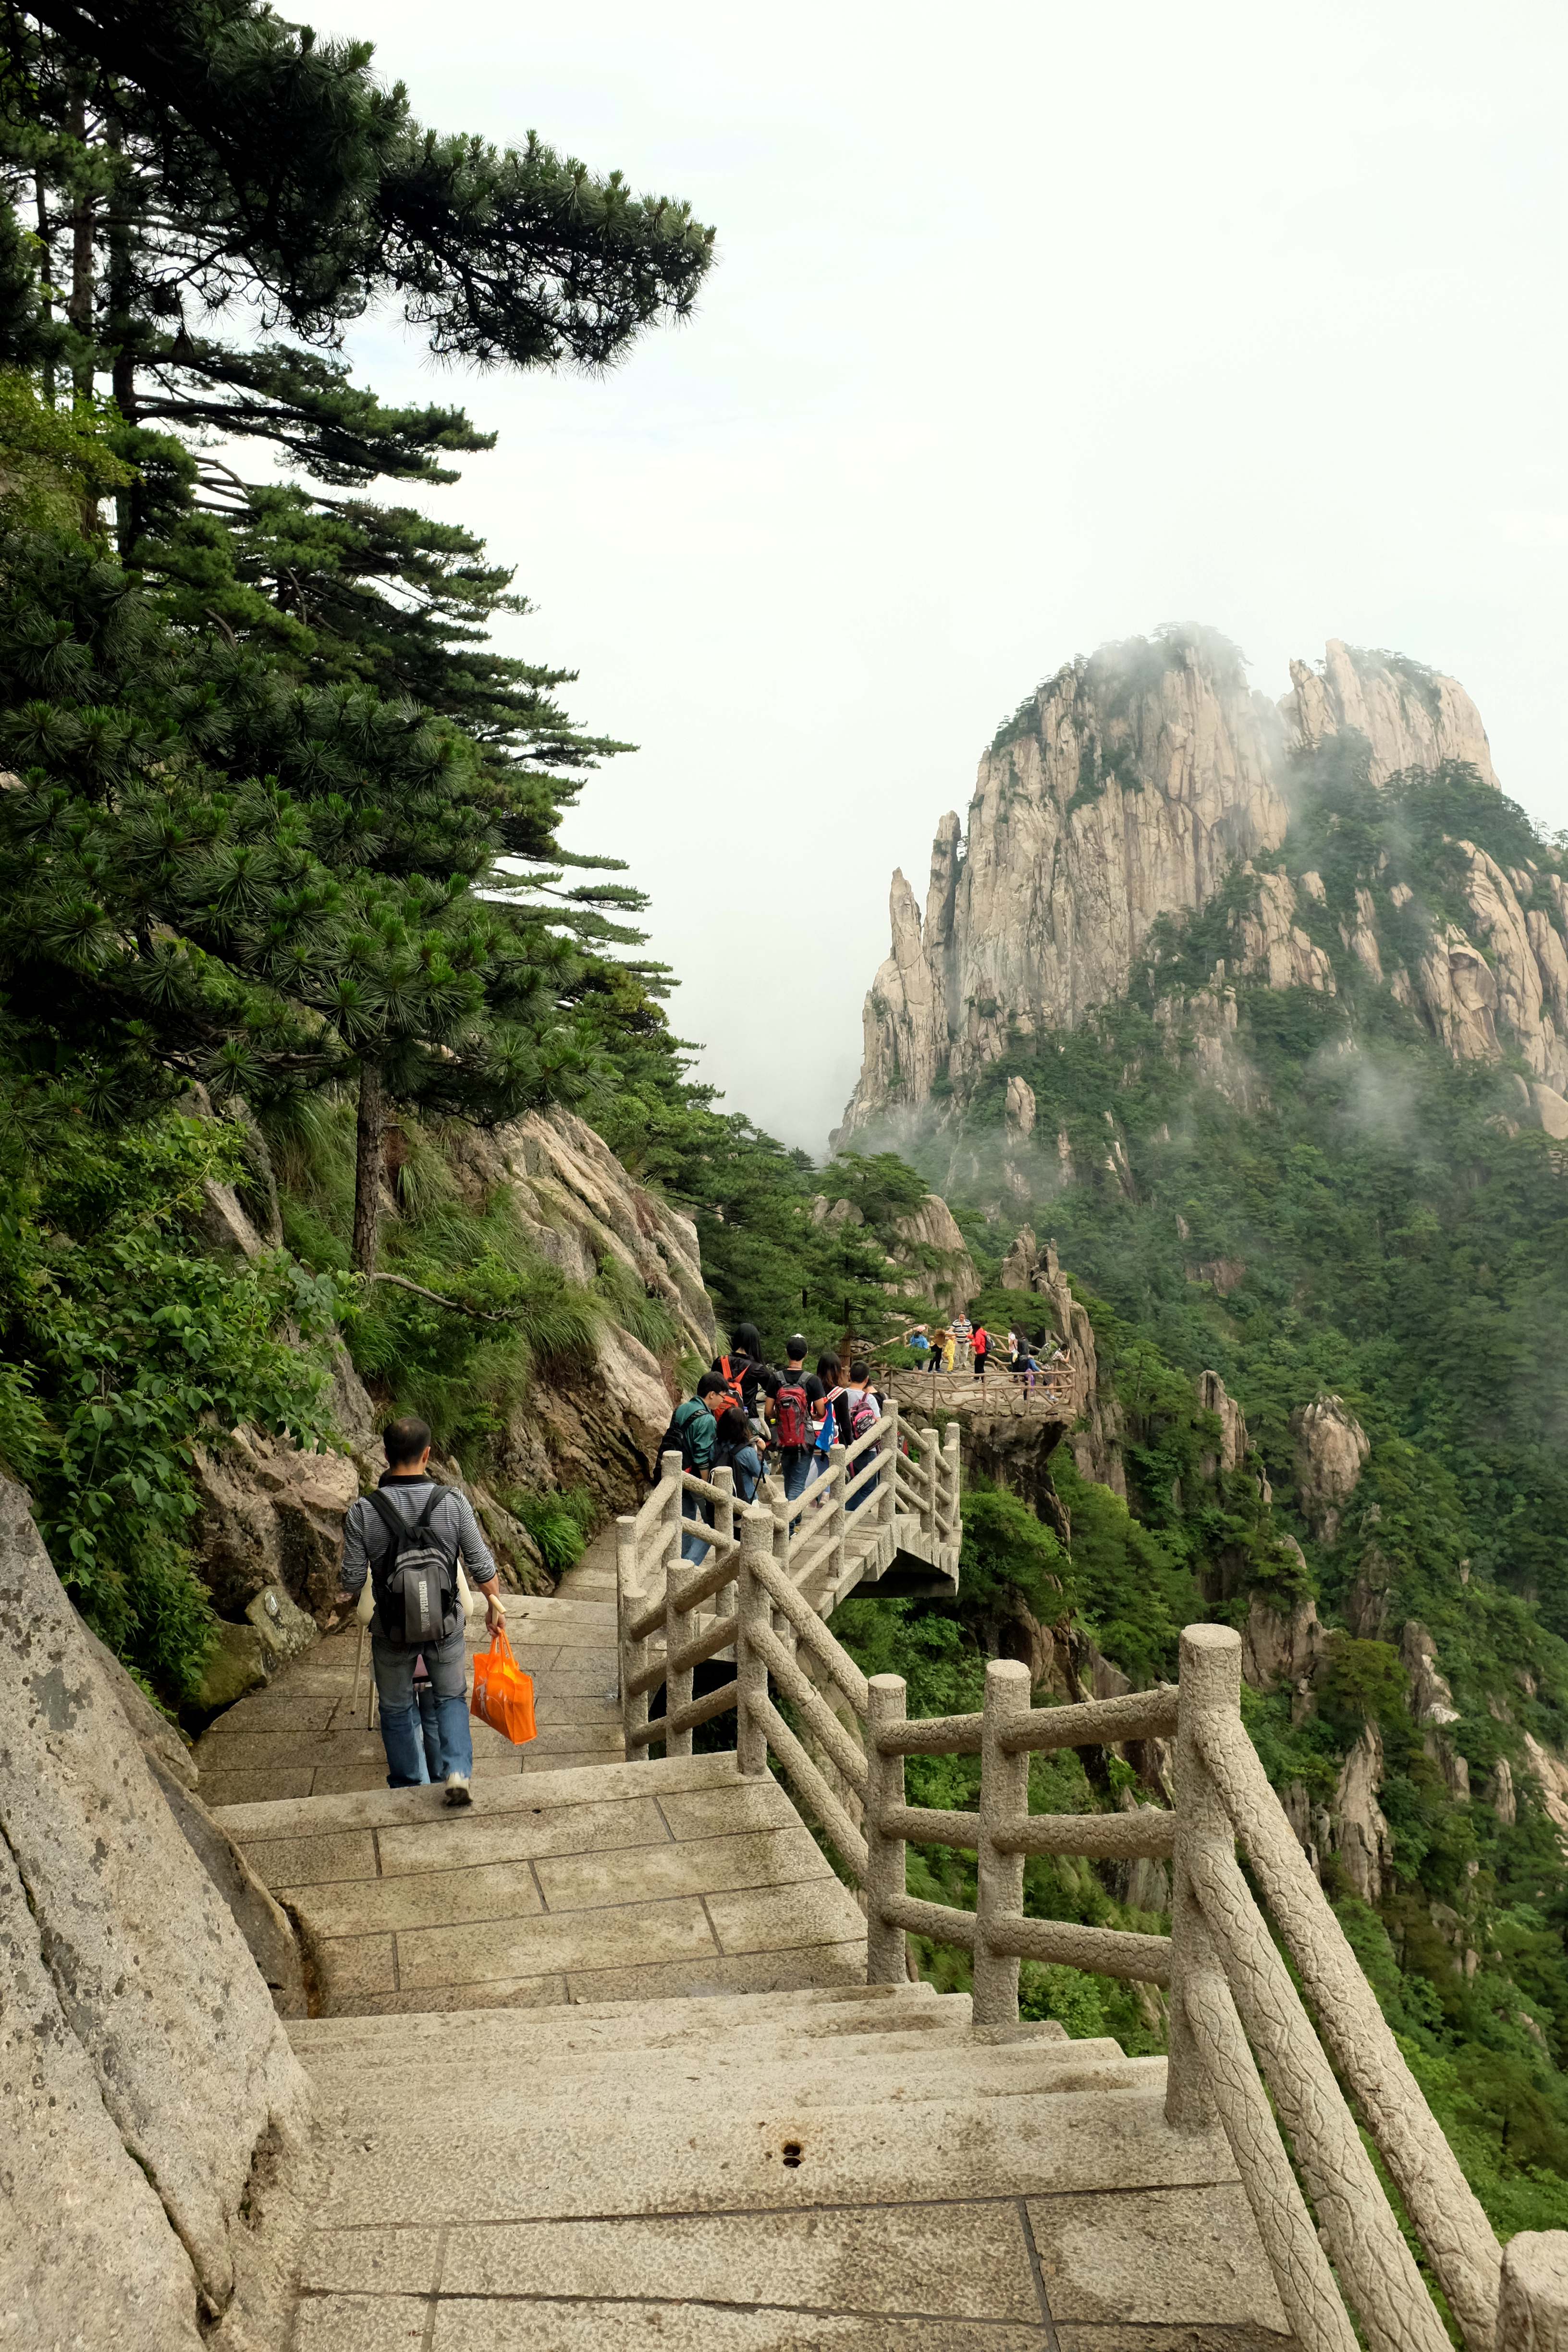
[[68, 84, 94, 403], [104, 118, 139, 556], [351, 1058, 385, 1276], [35, 174, 55, 405]]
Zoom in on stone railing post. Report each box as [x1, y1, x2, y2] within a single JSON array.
[[661, 1446, 684, 1593], [880, 1400, 900, 1530], [920, 1424, 939, 1537], [616, 1514, 646, 1757], [974, 1656, 1030, 2028], [828, 1442, 847, 1589], [770, 1487, 797, 1661], [943, 1423, 962, 1541], [865, 1673, 908, 1984], [1498, 2232, 1568, 2350], [736, 1505, 771, 1777], [1167, 1622, 1230, 2127], [664, 1456, 706, 1760]]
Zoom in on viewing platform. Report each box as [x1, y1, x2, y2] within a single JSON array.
[[884, 1362, 1078, 1422]]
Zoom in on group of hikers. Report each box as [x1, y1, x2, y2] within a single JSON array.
[[904, 1314, 1070, 1391], [660, 1323, 890, 1561], [333, 1312, 1066, 1803]]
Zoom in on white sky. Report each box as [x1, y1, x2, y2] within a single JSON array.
[[307, 0, 1568, 1151]]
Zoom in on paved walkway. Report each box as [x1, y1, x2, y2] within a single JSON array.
[[196, 1524, 626, 1809], [218, 1752, 867, 2015], [286, 1982, 1287, 2351], [206, 1528, 870, 2013]]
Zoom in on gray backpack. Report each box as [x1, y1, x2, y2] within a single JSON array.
[[367, 1489, 457, 1647]]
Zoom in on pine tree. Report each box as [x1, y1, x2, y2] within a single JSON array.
[[0, 0, 715, 1267]]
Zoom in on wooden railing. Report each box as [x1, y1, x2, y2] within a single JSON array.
[[614, 1515, 1526, 2352]]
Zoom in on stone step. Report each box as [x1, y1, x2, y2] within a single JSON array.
[[315, 2076, 1225, 2233], [214, 1747, 748, 1844], [310, 2035, 1150, 2122], [290, 1980, 948, 2058], [299, 2009, 1026, 2090]]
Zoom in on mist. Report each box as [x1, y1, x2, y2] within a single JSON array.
[[297, 0, 1568, 1154]]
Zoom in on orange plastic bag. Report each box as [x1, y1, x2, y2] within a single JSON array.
[[470, 1627, 537, 1745]]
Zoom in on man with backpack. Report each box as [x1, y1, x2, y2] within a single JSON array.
[[772, 1337, 825, 1503], [334, 1415, 505, 1806], [659, 1372, 727, 1561], [710, 1322, 781, 1442], [971, 1322, 991, 1383], [841, 1358, 883, 1510]]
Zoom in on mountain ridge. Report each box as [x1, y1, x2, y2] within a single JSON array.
[[834, 632, 1551, 1148]]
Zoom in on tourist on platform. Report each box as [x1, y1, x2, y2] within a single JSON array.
[[971, 1322, 991, 1383], [951, 1311, 973, 1365]]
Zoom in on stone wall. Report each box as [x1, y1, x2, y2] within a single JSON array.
[[0, 1477, 312, 2349]]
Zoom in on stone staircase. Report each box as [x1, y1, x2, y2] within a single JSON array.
[[202, 1519, 1297, 2347], [287, 1979, 1284, 2348], [196, 1466, 1559, 2352]]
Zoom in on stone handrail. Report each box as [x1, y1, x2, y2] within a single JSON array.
[[618, 1403, 961, 1759], [614, 1494, 1538, 2352], [885, 1362, 1078, 1420]]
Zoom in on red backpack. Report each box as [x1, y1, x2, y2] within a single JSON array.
[[775, 1377, 813, 1450]]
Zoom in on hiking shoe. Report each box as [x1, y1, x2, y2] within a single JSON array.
[[442, 1774, 473, 1808]]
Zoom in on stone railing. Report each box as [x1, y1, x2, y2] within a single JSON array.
[[616, 1407, 960, 1758], [884, 1362, 1077, 1420], [614, 1520, 1554, 2352]]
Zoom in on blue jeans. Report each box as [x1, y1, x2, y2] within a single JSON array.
[[414, 1680, 445, 1781], [372, 1619, 473, 1788], [680, 1496, 714, 1565], [848, 1447, 878, 1511], [781, 1448, 814, 1503], [731, 1445, 763, 1504]]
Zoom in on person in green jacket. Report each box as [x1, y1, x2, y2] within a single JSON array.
[[673, 1372, 727, 1562]]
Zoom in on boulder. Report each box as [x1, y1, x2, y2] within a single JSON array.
[[0, 1832, 207, 2350], [194, 1617, 270, 1710], [1242, 1591, 1325, 1693], [80, 1618, 198, 1791], [1291, 1394, 1371, 1541], [145, 1756, 307, 2017], [75, 1621, 307, 2013], [1333, 1720, 1396, 1903], [189, 1426, 362, 1619], [1004, 1073, 1037, 1136], [1400, 1619, 1461, 1727], [1491, 1756, 1517, 1827], [890, 1192, 980, 1309], [0, 1475, 311, 2335], [1197, 1370, 1249, 1478], [1000, 1225, 1038, 1290]]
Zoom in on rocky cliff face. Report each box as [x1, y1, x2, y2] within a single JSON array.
[[838, 632, 1288, 1138], [181, 1104, 718, 1711], [1281, 639, 1498, 787], [0, 1477, 310, 2347], [838, 633, 1542, 1140]]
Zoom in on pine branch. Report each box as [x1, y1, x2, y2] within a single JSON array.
[[366, 1270, 517, 1325]]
